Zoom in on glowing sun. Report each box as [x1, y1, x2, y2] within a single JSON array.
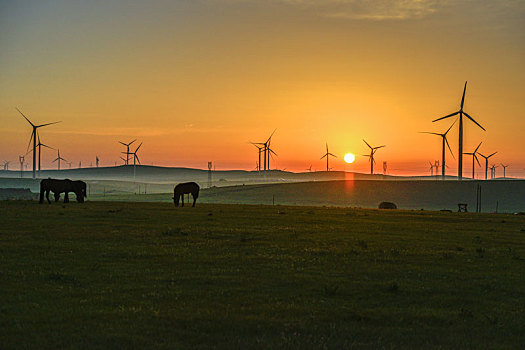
[[344, 153, 356, 164]]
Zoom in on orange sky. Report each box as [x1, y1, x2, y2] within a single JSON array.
[[1, 1, 524, 177]]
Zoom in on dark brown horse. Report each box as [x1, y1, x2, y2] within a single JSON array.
[[40, 178, 87, 204], [173, 182, 199, 207]]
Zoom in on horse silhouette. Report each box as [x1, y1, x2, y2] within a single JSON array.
[[173, 182, 199, 207], [40, 178, 87, 204]]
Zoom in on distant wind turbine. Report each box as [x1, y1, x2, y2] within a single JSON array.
[[320, 143, 337, 172], [478, 151, 497, 180], [363, 139, 385, 174], [420, 120, 456, 178], [118, 139, 136, 165], [463, 142, 482, 179], [501, 164, 509, 178], [53, 149, 66, 171], [432, 81, 485, 180], [17, 108, 61, 179], [2, 161, 10, 171]]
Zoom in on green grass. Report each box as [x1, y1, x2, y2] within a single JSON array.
[[1, 201, 524, 349]]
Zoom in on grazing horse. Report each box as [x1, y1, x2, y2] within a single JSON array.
[[40, 178, 87, 204], [173, 182, 200, 207]]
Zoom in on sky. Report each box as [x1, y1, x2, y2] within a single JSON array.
[[1, 0, 524, 177]]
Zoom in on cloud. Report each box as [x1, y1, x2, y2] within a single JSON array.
[[239, 0, 443, 20]]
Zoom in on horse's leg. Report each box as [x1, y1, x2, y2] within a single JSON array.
[[192, 192, 196, 207], [39, 187, 44, 204], [54, 192, 60, 202], [46, 190, 51, 204], [64, 191, 69, 203], [181, 193, 184, 207]]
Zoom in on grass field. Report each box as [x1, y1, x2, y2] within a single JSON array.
[[1, 201, 524, 349]]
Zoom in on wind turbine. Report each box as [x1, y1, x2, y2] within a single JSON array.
[[264, 130, 276, 173], [2, 161, 10, 171], [127, 142, 142, 179], [501, 164, 509, 178], [320, 143, 337, 172], [428, 161, 434, 176], [432, 82, 485, 180], [306, 164, 312, 172], [96, 156, 99, 168], [53, 149, 66, 171], [30, 134, 55, 176], [16, 108, 61, 179], [250, 142, 264, 172], [118, 139, 136, 165], [490, 164, 499, 179], [363, 139, 385, 174], [478, 151, 497, 180], [463, 142, 482, 179], [420, 120, 456, 178]]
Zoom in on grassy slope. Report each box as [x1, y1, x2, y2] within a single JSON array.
[[87, 179, 525, 213], [1, 201, 524, 349]]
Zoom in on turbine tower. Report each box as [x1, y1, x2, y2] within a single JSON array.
[[463, 142, 482, 179], [478, 151, 497, 180], [53, 149, 66, 171], [420, 120, 456, 178], [17, 108, 61, 179], [118, 139, 136, 165], [96, 156, 99, 168], [32, 134, 54, 176], [320, 143, 337, 172], [2, 161, 11, 171], [432, 82, 485, 180], [363, 139, 385, 174]]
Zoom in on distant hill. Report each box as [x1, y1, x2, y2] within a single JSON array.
[[0, 165, 456, 186]]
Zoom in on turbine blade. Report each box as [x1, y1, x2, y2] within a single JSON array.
[[419, 132, 441, 136], [26, 130, 35, 153], [320, 154, 327, 160], [362, 139, 372, 149], [474, 141, 482, 153], [41, 144, 55, 150], [460, 81, 467, 109], [444, 118, 457, 135], [327, 153, 337, 157], [374, 145, 385, 149], [474, 155, 481, 167], [445, 137, 455, 160], [433, 111, 459, 122], [36, 121, 61, 128], [488, 151, 497, 158], [118, 141, 127, 146], [135, 142, 143, 152], [129, 139, 137, 145], [463, 111, 486, 131], [135, 155, 141, 165], [16, 108, 35, 127]]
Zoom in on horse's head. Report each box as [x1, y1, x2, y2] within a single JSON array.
[[173, 195, 180, 207]]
